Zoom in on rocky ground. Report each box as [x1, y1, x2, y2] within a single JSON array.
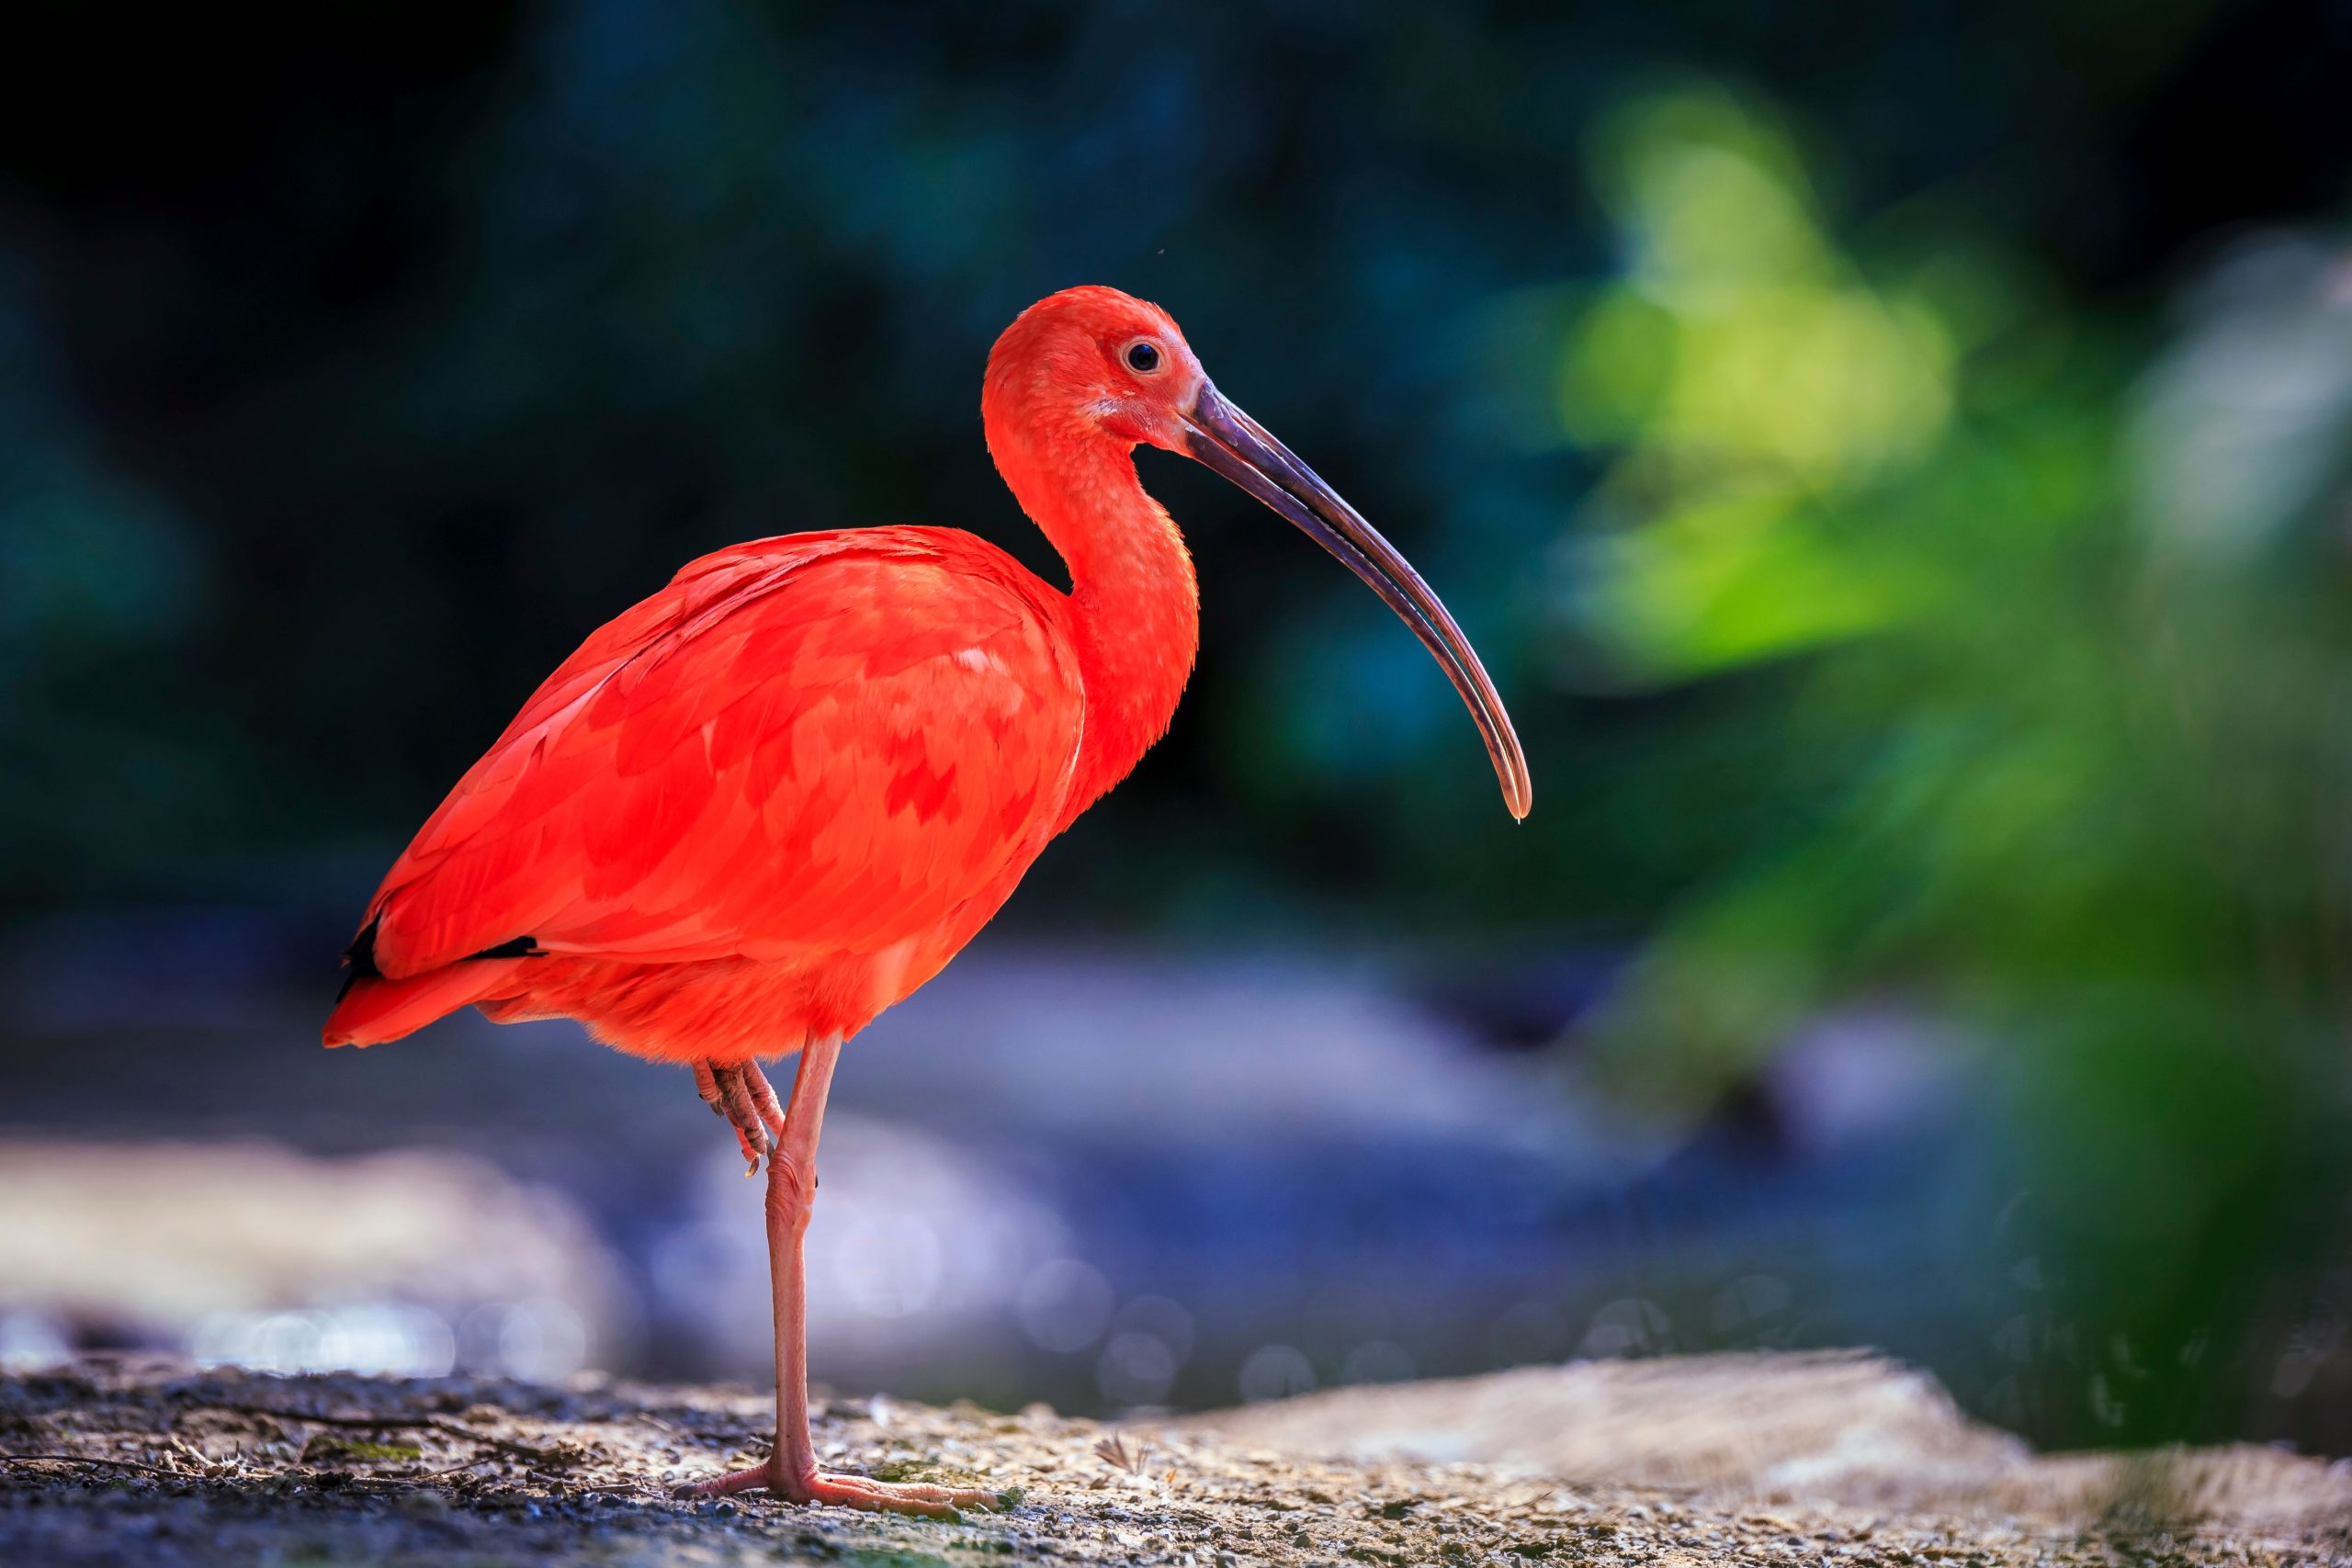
[[2, 1353, 2347, 1567]]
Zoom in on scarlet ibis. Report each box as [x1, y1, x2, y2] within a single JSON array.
[[324, 286, 1531, 1516]]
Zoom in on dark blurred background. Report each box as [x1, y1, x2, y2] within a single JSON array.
[[5, 0, 2351, 1459]]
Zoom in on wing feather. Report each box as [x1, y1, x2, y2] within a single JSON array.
[[362, 529, 1081, 977]]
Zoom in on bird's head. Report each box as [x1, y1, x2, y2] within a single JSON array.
[[983, 285, 1206, 454], [985, 286, 1532, 820]]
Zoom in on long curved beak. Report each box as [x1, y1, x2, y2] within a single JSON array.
[[1182, 382, 1532, 819]]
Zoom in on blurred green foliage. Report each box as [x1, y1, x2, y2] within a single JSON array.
[[1560, 90, 2352, 1445]]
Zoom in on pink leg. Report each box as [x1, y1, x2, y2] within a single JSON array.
[[680, 1038, 1016, 1520]]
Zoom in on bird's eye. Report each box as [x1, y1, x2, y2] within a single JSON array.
[[1124, 340, 1163, 374]]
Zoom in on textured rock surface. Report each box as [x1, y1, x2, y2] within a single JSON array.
[[1186, 1350, 2352, 1525], [3, 1354, 2347, 1566]]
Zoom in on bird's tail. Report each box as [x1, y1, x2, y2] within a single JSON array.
[[322, 959, 527, 1047]]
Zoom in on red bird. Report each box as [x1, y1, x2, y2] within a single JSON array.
[[325, 287, 1530, 1516]]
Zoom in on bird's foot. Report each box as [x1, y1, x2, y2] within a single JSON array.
[[695, 1061, 785, 1175], [677, 1458, 1018, 1519]]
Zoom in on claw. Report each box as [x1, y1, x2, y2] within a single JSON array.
[[703, 1063, 777, 1173]]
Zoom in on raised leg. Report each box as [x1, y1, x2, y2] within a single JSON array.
[[738, 1061, 786, 1141], [696, 1061, 781, 1174], [680, 1039, 1015, 1519]]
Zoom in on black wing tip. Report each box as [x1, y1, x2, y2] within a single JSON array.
[[335, 917, 538, 1001], [342, 916, 385, 977], [334, 916, 385, 1001]]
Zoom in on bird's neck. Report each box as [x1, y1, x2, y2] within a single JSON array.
[[993, 428, 1200, 825]]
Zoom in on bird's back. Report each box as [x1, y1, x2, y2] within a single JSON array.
[[325, 526, 1087, 1061]]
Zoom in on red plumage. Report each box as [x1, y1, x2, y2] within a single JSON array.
[[325, 527, 1087, 1062]]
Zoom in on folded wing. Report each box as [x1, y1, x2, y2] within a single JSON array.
[[355, 528, 1084, 982]]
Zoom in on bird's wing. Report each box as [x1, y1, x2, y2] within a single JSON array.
[[360, 528, 1083, 977]]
